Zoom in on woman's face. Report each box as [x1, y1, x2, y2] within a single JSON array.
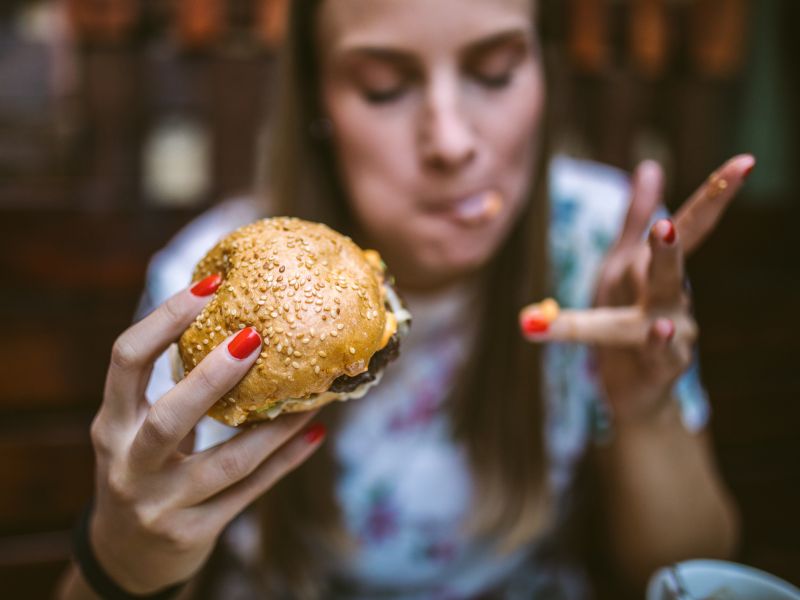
[[317, 0, 544, 290]]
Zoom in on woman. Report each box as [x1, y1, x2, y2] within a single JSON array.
[[58, 0, 746, 597]]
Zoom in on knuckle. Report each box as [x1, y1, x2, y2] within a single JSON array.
[[685, 319, 699, 344], [217, 451, 250, 484], [161, 294, 187, 328], [110, 336, 139, 371], [192, 363, 226, 397], [141, 404, 181, 447], [107, 471, 136, 505], [145, 514, 193, 551], [677, 348, 693, 371], [90, 415, 111, 455]]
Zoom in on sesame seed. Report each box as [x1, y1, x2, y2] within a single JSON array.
[[314, 365, 321, 374], [292, 361, 300, 369], [293, 350, 301, 357], [331, 330, 338, 337], [349, 346, 356, 354], [319, 350, 327, 357], [337, 323, 344, 330]]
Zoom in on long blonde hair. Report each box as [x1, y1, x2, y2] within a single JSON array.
[[256, 0, 556, 595]]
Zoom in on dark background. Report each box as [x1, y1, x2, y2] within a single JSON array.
[[1, 0, 798, 597]]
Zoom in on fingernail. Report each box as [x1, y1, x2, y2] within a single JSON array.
[[521, 312, 550, 335], [655, 219, 676, 244], [520, 298, 560, 336], [303, 423, 327, 444], [228, 327, 261, 359], [191, 273, 223, 297], [743, 162, 756, 180]]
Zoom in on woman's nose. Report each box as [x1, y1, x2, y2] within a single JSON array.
[[419, 92, 477, 172]]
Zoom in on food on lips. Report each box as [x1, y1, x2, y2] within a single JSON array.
[[174, 217, 410, 426]]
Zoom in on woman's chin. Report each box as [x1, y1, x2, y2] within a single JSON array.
[[395, 246, 495, 291]]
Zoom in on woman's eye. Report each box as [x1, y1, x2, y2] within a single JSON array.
[[475, 71, 513, 89], [363, 86, 407, 104]]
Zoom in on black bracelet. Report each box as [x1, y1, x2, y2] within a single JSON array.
[[72, 502, 186, 600]]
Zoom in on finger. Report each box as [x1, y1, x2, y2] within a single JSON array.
[[104, 274, 223, 423], [199, 422, 327, 527], [130, 327, 262, 467], [615, 160, 665, 253], [642, 318, 692, 380], [675, 154, 755, 256], [645, 219, 685, 308], [180, 410, 318, 505], [520, 304, 648, 346]]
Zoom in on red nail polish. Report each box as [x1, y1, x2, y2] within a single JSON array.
[[521, 312, 549, 335], [191, 273, 222, 297], [228, 327, 261, 359], [743, 163, 755, 180], [659, 220, 676, 244], [303, 423, 326, 444]]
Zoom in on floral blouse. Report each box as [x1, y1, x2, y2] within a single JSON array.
[[141, 156, 708, 599]]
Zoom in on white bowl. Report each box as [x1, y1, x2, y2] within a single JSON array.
[[647, 559, 800, 600]]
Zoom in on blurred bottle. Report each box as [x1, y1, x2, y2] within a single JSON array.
[[65, 0, 139, 46], [142, 113, 211, 207]]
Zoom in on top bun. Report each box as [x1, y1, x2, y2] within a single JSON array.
[[178, 217, 397, 426]]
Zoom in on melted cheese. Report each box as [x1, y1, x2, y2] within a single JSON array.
[[380, 311, 397, 348]]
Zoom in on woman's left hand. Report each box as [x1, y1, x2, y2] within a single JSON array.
[[520, 154, 755, 423]]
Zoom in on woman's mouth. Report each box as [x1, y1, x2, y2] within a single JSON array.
[[426, 190, 504, 227]]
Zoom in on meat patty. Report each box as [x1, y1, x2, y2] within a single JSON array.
[[329, 333, 400, 393]]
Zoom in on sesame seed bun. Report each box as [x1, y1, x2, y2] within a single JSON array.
[[177, 217, 409, 426]]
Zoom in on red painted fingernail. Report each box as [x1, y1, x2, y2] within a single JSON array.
[[656, 219, 676, 244], [303, 423, 327, 444], [743, 163, 755, 180], [191, 273, 223, 297], [227, 327, 261, 359], [521, 312, 549, 335]]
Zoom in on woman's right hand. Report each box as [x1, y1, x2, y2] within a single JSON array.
[[88, 278, 324, 594]]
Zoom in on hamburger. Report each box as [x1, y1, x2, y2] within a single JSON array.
[[173, 217, 410, 426]]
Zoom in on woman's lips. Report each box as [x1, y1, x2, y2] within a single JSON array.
[[426, 190, 504, 227]]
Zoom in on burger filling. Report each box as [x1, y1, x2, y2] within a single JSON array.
[[329, 334, 400, 393]]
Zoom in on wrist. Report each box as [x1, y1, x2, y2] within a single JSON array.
[[89, 509, 144, 594], [611, 392, 682, 433], [73, 502, 186, 600]]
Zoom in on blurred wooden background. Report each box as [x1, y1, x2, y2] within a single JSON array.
[[0, 0, 798, 597]]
